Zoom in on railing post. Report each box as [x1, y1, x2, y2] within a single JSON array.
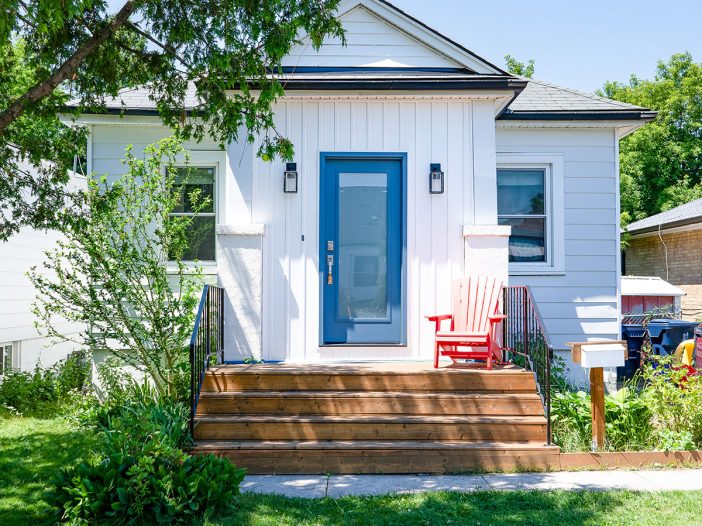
[[189, 340, 195, 436], [219, 287, 225, 364], [205, 286, 211, 363], [546, 347, 552, 445]]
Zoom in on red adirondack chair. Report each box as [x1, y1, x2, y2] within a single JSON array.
[[426, 276, 506, 369]]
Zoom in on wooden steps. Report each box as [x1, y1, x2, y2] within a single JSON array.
[[196, 391, 545, 416], [194, 440, 561, 474], [191, 363, 558, 474]]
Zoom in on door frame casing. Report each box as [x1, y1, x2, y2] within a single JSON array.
[[319, 151, 408, 346]]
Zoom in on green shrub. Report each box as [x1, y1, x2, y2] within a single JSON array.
[[641, 357, 702, 447], [51, 441, 244, 525], [552, 357, 702, 452], [51, 382, 246, 524], [551, 390, 592, 452], [551, 384, 654, 452], [603, 386, 653, 451], [0, 353, 89, 417]]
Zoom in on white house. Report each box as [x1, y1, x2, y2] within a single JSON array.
[[0, 162, 86, 374], [70, 0, 653, 383]]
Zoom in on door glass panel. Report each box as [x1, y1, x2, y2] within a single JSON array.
[[338, 172, 388, 319]]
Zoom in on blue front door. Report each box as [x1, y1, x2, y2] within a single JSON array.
[[320, 153, 406, 345]]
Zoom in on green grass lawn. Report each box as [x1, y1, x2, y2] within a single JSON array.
[[0, 417, 98, 526], [2, 417, 702, 526], [208, 490, 702, 526]]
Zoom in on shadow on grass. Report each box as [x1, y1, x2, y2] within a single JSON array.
[[0, 418, 96, 526], [208, 489, 702, 526]]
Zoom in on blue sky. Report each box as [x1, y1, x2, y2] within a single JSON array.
[[106, 0, 702, 93], [392, 0, 702, 92]]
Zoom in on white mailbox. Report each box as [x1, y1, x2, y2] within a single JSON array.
[[568, 340, 628, 369], [579, 344, 626, 368]]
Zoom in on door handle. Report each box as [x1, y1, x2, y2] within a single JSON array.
[[327, 255, 334, 285]]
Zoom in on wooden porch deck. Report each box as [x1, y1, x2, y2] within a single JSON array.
[[191, 362, 560, 474]]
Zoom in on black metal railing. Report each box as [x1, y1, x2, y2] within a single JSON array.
[[189, 284, 225, 435], [503, 285, 554, 444]]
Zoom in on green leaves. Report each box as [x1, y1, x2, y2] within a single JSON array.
[[29, 137, 203, 399], [504, 55, 535, 78], [602, 52, 702, 224], [2, 1, 344, 238], [49, 391, 246, 525]]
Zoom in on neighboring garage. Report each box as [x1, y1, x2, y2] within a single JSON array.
[[625, 198, 702, 320]]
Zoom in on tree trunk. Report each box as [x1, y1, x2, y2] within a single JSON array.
[[0, 1, 137, 133]]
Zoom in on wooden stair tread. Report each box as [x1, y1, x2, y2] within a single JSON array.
[[197, 390, 541, 399], [207, 365, 531, 376], [195, 414, 546, 424], [193, 440, 557, 451]]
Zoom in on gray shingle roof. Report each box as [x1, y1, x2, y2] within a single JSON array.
[[508, 78, 647, 113], [628, 198, 702, 234]]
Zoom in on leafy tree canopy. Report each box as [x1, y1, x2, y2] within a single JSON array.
[[600, 52, 702, 224], [505, 55, 535, 78], [0, 0, 344, 240]]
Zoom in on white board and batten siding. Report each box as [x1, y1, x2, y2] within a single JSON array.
[[283, 5, 462, 69], [244, 97, 504, 362], [496, 127, 620, 383]]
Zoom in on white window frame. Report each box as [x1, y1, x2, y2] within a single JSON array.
[[0, 342, 16, 375], [166, 151, 226, 275], [497, 153, 565, 275]]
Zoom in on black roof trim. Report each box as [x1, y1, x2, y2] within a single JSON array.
[[277, 77, 526, 90], [374, 0, 509, 75], [629, 215, 702, 235], [499, 110, 658, 121], [277, 66, 474, 74], [96, 108, 162, 116]]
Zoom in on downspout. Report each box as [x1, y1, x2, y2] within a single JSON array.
[[657, 223, 669, 282]]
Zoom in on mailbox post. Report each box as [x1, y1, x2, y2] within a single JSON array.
[[567, 341, 627, 451]]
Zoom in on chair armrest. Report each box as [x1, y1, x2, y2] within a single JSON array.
[[489, 314, 507, 322], [426, 314, 453, 333], [426, 314, 453, 321]]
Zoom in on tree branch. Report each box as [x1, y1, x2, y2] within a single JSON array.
[[0, 1, 138, 133]]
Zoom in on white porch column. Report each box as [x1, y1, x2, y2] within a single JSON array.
[[463, 101, 510, 285], [462, 225, 511, 285], [216, 224, 264, 361]]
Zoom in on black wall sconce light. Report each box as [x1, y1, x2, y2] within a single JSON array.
[[429, 163, 444, 194], [284, 162, 298, 193]]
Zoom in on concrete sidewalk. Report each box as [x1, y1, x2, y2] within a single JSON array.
[[241, 469, 702, 498]]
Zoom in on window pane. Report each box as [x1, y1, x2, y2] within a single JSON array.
[[2, 345, 11, 374], [499, 217, 546, 262], [338, 172, 388, 320], [169, 216, 216, 261], [172, 167, 215, 213], [497, 169, 545, 215]]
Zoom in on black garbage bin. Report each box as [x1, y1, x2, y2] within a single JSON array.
[[619, 324, 646, 380], [647, 319, 699, 356]]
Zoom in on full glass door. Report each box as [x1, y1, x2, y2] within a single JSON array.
[[320, 155, 405, 344]]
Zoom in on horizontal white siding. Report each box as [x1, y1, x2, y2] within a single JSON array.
[[251, 98, 489, 361], [1, 221, 84, 368], [497, 128, 620, 355], [282, 5, 460, 68], [91, 126, 220, 177]]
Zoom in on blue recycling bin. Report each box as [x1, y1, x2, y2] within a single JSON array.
[[646, 319, 699, 357], [619, 324, 646, 380]]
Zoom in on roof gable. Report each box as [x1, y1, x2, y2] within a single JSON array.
[[281, 0, 505, 74]]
